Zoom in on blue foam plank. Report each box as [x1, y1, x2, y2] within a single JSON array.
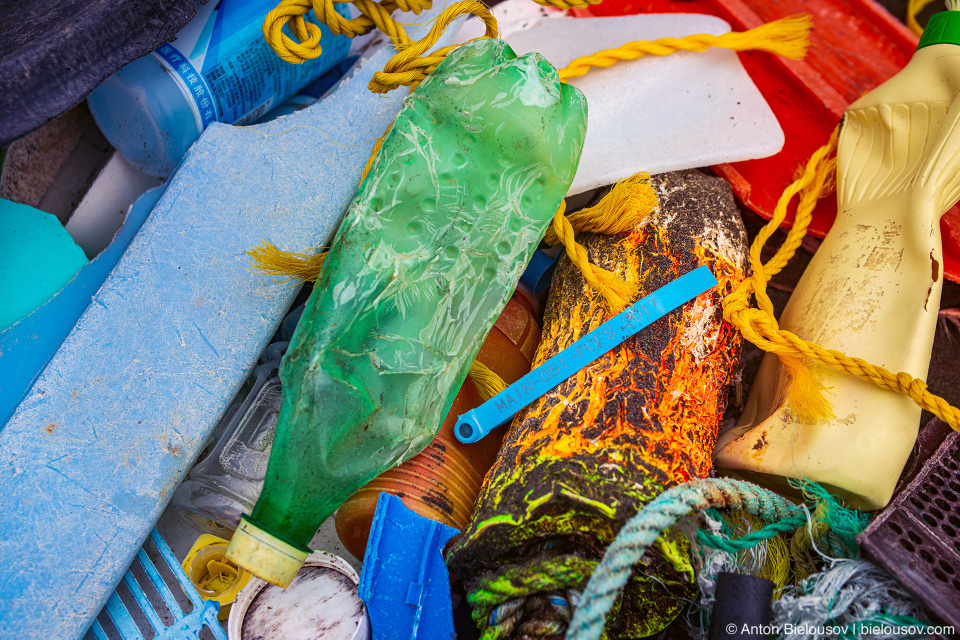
[[0, 186, 164, 427], [0, 14, 459, 639]]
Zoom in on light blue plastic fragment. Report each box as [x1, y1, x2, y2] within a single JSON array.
[[0, 186, 164, 427], [89, 529, 227, 640], [0, 12, 460, 639], [455, 266, 719, 443], [359, 493, 459, 640]]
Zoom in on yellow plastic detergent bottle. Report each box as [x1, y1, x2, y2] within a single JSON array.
[[716, 6, 960, 510]]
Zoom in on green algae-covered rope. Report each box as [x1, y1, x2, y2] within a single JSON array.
[[697, 512, 808, 552], [566, 478, 804, 640]]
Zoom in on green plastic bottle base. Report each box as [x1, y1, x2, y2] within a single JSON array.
[[225, 517, 309, 588]]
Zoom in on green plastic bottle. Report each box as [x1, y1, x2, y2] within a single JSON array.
[[226, 38, 587, 586]]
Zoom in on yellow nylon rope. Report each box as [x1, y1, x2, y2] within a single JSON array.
[[721, 127, 960, 432], [559, 13, 812, 81], [542, 173, 658, 312], [906, 0, 939, 36], [469, 360, 508, 401]]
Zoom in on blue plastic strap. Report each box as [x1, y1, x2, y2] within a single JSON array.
[[455, 266, 718, 443]]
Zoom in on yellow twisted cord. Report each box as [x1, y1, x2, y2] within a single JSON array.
[[538, 173, 656, 312], [550, 201, 640, 312], [371, 2, 499, 93], [543, 173, 656, 246], [907, 0, 939, 36], [559, 13, 812, 81], [469, 360, 508, 401], [528, 0, 601, 10], [721, 127, 960, 433], [264, 0, 408, 64]]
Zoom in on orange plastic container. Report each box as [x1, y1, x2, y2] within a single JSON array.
[[335, 292, 541, 561], [575, 0, 960, 282]]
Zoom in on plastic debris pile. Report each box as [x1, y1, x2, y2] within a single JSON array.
[[2, 0, 960, 639]]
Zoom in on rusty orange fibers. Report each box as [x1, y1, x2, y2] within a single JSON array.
[[447, 170, 749, 638]]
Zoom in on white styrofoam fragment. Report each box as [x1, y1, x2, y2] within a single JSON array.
[[65, 152, 163, 258]]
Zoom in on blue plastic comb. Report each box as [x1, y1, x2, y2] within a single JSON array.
[[88, 529, 227, 640]]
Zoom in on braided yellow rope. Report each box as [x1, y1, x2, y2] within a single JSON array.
[[550, 201, 640, 311], [559, 13, 812, 81], [263, 0, 406, 64], [528, 0, 601, 10], [263, 0, 496, 91], [540, 173, 657, 311], [722, 128, 960, 432], [542, 173, 656, 245], [370, 1, 499, 93], [906, 0, 939, 36]]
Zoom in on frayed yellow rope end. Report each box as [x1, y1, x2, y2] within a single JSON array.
[[587, 268, 640, 313], [780, 354, 835, 423], [469, 359, 507, 402], [545, 172, 658, 245], [734, 13, 813, 60], [246, 240, 327, 283]]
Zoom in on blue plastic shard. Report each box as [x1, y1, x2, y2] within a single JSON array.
[[0, 185, 165, 428], [520, 248, 562, 295], [359, 494, 459, 640], [0, 9, 462, 639], [89, 529, 227, 640], [455, 265, 719, 443]]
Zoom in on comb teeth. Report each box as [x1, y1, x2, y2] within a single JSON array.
[[858, 427, 960, 629], [89, 529, 227, 640]]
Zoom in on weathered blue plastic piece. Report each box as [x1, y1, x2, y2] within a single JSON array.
[[359, 494, 459, 640], [0, 11, 461, 639], [89, 529, 228, 640], [0, 186, 165, 428], [520, 248, 562, 295], [456, 266, 719, 443]]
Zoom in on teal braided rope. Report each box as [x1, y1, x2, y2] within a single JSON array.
[[565, 478, 804, 640], [696, 512, 808, 552]]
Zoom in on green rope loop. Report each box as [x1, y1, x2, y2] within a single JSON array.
[[697, 512, 808, 552]]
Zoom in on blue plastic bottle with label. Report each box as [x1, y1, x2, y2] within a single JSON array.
[[87, 0, 351, 177]]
